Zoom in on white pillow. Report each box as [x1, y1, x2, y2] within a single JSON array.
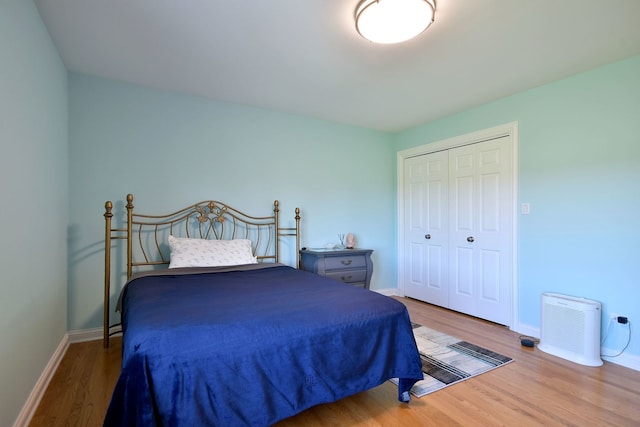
[[168, 236, 257, 268]]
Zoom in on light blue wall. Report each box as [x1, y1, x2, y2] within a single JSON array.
[[68, 74, 396, 331], [3, 7, 637, 421], [0, 1, 68, 425], [395, 55, 640, 361]]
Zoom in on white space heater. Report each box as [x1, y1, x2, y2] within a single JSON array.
[[538, 293, 603, 367]]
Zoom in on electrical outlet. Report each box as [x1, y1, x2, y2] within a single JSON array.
[[610, 313, 619, 321]]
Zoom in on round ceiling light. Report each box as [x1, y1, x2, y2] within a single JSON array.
[[355, 0, 436, 44]]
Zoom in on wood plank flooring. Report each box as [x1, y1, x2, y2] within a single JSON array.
[[30, 297, 640, 426]]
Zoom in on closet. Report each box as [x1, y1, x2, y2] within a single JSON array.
[[403, 135, 513, 325]]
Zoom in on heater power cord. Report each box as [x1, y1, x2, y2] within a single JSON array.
[[600, 320, 632, 358]]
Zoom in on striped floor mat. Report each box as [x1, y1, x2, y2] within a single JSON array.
[[394, 323, 514, 397]]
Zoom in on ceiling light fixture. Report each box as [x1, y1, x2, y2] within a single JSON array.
[[355, 0, 436, 44]]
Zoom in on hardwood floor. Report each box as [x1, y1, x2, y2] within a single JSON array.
[[30, 297, 640, 426]]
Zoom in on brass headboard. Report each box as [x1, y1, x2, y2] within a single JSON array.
[[103, 194, 301, 348]]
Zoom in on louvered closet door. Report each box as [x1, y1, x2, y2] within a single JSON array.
[[448, 137, 512, 325], [404, 151, 449, 306]]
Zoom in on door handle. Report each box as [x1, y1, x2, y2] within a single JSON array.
[[425, 234, 431, 240], [467, 236, 475, 243]]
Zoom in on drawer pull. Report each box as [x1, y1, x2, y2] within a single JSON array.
[[341, 260, 353, 265], [341, 276, 353, 281]]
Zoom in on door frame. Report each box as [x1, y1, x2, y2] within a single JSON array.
[[397, 121, 519, 330]]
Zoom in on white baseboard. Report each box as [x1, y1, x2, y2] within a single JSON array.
[[13, 329, 107, 427], [601, 348, 640, 371], [12, 334, 69, 427], [68, 327, 102, 343], [374, 287, 399, 297], [514, 323, 639, 371], [513, 322, 540, 339]]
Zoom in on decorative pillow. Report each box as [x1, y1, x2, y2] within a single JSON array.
[[168, 236, 257, 268]]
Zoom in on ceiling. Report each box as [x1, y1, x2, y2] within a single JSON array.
[[35, 0, 640, 132]]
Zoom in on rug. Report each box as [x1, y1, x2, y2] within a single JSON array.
[[393, 323, 514, 397]]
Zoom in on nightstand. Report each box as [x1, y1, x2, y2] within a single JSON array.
[[299, 248, 374, 289]]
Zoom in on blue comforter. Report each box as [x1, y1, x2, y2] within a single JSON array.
[[104, 264, 422, 426]]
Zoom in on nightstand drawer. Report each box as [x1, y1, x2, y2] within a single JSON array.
[[324, 255, 367, 271], [325, 268, 367, 284]]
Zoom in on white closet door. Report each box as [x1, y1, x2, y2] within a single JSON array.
[[448, 144, 476, 316], [449, 137, 512, 325], [403, 136, 512, 326], [404, 151, 449, 306]]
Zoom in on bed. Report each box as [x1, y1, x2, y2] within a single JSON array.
[[102, 194, 423, 426]]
